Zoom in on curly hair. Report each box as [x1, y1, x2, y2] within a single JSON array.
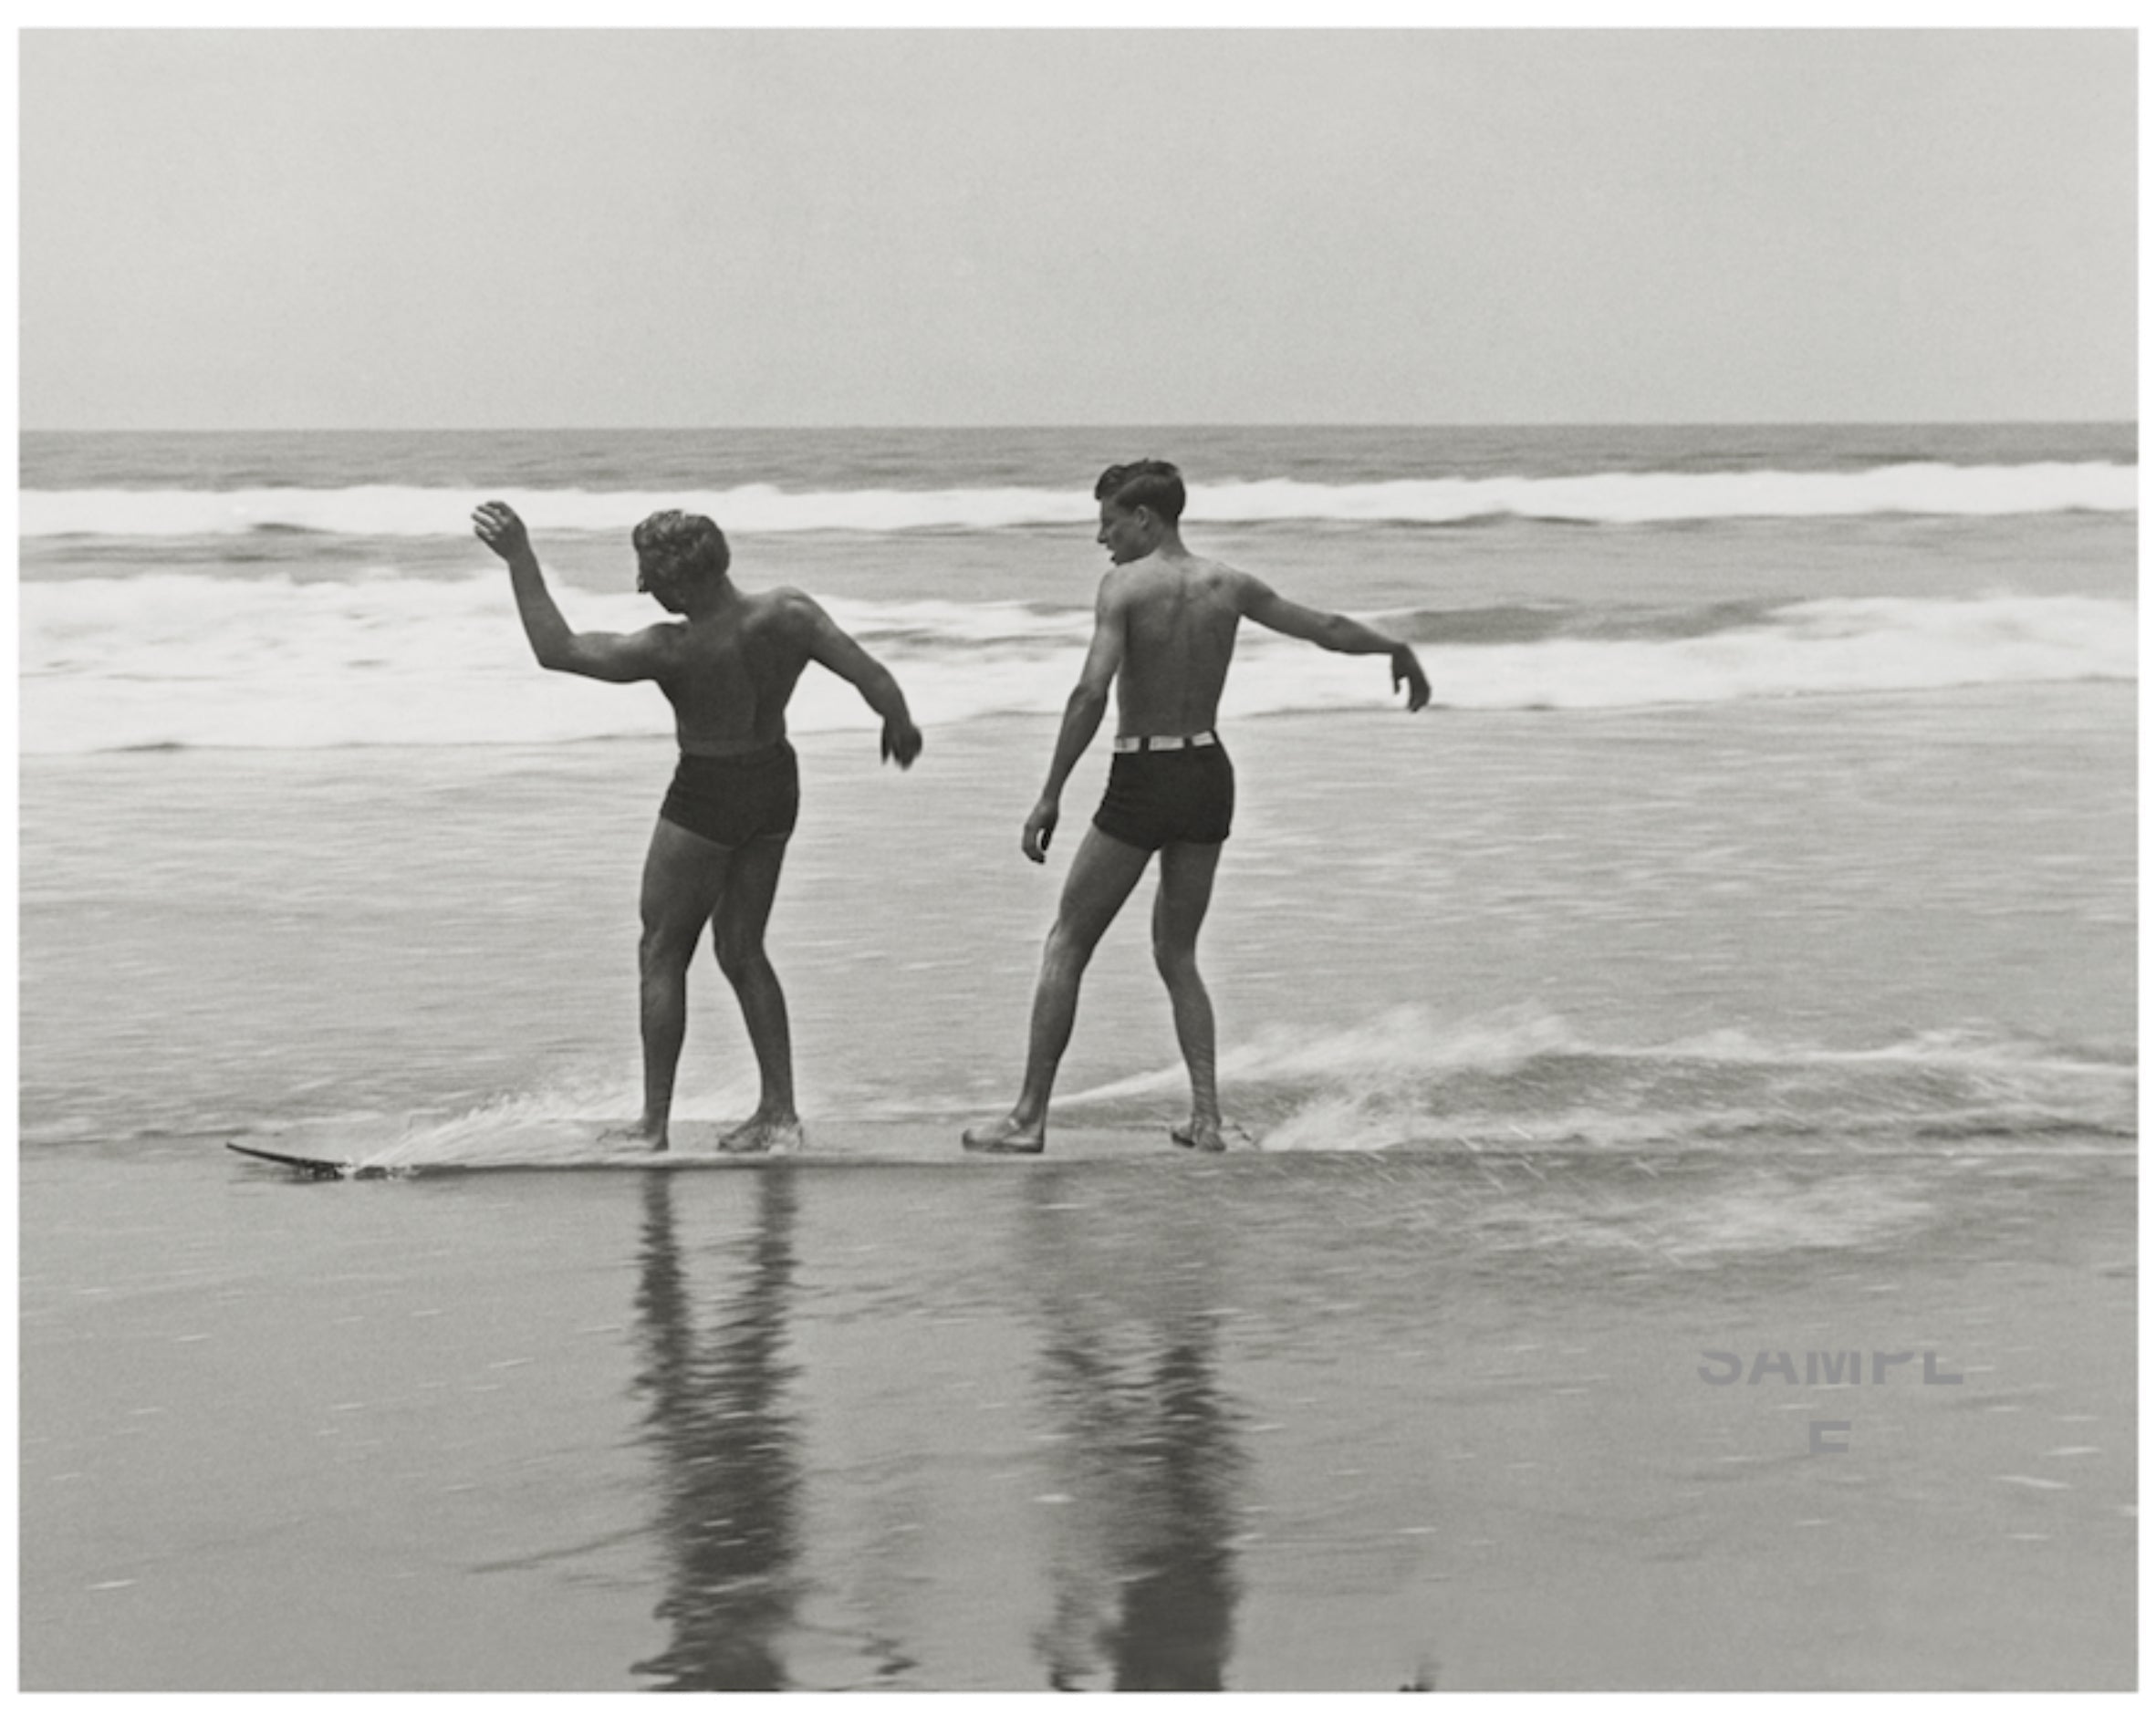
[[1094, 459, 1185, 525], [631, 510, 731, 589]]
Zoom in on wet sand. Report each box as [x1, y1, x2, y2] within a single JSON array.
[[19, 1142, 2135, 1690]]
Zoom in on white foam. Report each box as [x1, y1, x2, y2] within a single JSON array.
[[1057, 1004, 2135, 1152], [18, 461, 2137, 538], [17, 579, 2136, 753]]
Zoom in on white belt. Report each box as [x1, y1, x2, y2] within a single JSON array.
[[1112, 730, 1219, 753]]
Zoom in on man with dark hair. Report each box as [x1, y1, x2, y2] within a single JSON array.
[[474, 500, 921, 1154], [963, 460, 1429, 1156]]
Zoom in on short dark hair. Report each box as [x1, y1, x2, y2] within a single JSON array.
[[1094, 460, 1185, 525], [631, 510, 730, 587]]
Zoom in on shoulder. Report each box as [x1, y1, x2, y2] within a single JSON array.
[[751, 587, 831, 636], [1213, 561, 1271, 608], [1176, 557, 1258, 607], [1093, 568, 1136, 614], [755, 585, 819, 615]]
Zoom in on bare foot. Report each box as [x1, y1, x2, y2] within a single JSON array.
[[717, 1114, 804, 1156], [963, 1115, 1045, 1155], [1170, 1117, 1229, 1153], [600, 1121, 669, 1154]]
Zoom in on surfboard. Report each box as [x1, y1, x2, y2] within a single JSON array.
[[229, 1141, 391, 1180], [224, 1115, 1250, 1179]]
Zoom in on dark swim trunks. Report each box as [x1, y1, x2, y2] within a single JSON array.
[[659, 740, 800, 847], [1092, 737, 1234, 851]]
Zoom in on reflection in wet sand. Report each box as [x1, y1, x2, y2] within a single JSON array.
[[1024, 1169, 1248, 1689], [629, 1169, 802, 1690]]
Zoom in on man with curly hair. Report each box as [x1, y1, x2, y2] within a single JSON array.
[[474, 500, 921, 1154]]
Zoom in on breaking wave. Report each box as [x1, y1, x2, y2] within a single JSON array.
[[18, 460, 2136, 539]]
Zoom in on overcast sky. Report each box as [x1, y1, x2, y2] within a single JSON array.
[[16, 27, 2137, 429]]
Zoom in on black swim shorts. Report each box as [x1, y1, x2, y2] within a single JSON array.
[[659, 740, 800, 847], [1092, 738, 1234, 851]]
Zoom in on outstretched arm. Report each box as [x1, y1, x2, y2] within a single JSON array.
[[793, 596, 922, 767], [1235, 573, 1431, 711], [1023, 584, 1126, 863], [473, 501, 670, 682]]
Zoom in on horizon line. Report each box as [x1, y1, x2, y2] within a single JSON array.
[[21, 416, 2140, 437]]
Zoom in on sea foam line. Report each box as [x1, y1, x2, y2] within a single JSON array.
[[17, 582, 2136, 754], [1049, 1005, 2136, 1152], [17, 461, 2137, 537]]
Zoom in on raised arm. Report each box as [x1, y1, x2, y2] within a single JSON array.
[[792, 594, 922, 767], [473, 501, 672, 683], [1023, 581, 1127, 863], [1234, 571, 1431, 711]]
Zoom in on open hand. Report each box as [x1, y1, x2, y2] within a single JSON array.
[[472, 501, 532, 563]]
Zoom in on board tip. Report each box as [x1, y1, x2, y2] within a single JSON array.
[[227, 1141, 355, 1179]]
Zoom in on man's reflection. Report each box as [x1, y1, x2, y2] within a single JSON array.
[[629, 1168, 801, 1689], [1024, 1169, 1246, 1689]]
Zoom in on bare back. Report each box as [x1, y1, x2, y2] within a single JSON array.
[[1105, 554, 1247, 735], [651, 590, 817, 755]]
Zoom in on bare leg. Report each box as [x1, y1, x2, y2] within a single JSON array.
[[709, 831, 803, 1154], [623, 818, 734, 1151], [965, 825, 1151, 1153], [1154, 840, 1226, 1151]]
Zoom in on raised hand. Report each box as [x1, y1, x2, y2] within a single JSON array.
[[471, 500, 532, 563]]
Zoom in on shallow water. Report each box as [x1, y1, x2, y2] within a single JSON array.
[[19, 688, 2134, 1148], [19, 1141, 2135, 1691]]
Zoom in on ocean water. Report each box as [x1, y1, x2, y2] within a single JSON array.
[[16, 425, 2138, 1689]]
